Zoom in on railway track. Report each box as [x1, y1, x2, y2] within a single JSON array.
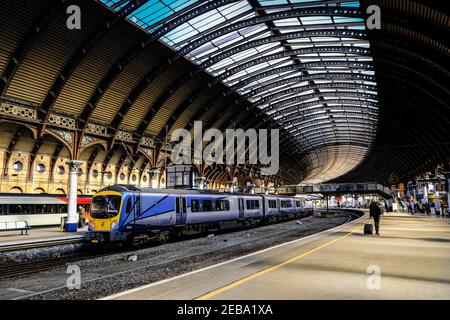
[[0, 210, 360, 281], [0, 251, 113, 279]]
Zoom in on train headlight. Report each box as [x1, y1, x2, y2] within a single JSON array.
[[110, 221, 117, 230]]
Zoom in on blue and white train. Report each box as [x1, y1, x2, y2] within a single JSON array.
[[87, 185, 308, 245]]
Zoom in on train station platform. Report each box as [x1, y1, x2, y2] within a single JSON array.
[[104, 212, 450, 300], [0, 227, 86, 251]]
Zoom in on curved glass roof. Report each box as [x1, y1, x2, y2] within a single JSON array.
[[101, 0, 378, 183]]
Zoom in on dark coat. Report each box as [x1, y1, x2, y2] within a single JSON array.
[[369, 202, 382, 217]]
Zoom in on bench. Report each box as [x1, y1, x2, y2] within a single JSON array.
[[0, 221, 31, 235]]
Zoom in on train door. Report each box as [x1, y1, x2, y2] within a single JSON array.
[[277, 199, 281, 215], [175, 196, 187, 225], [238, 197, 245, 219]]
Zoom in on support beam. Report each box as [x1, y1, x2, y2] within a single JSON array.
[[2, 127, 26, 177], [49, 143, 64, 183], [0, 0, 64, 95], [27, 138, 45, 181], [39, 0, 151, 132], [76, 0, 239, 135], [85, 146, 102, 184]]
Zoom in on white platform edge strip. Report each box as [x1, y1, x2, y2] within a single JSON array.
[[101, 211, 366, 300]]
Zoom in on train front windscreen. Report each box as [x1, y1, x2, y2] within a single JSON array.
[[90, 195, 121, 219]]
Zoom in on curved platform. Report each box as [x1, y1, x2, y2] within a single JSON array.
[[104, 212, 450, 300]]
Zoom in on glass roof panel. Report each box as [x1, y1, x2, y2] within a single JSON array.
[[100, 0, 379, 182]]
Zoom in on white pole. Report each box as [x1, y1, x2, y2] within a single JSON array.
[[227, 181, 234, 193], [66, 160, 82, 232], [150, 169, 159, 188], [197, 177, 206, 190]]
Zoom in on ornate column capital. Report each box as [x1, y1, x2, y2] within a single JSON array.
[[66, 160, 83, 172], [149, 168, 160, 178], [227, 181, 236, 187]]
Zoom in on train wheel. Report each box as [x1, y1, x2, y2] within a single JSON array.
[[158, 231, 170, 244]]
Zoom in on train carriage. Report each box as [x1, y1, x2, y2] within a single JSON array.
[[87, 185, 306, 245], [0, 193, 92, 227]]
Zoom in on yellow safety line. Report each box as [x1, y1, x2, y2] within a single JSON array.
[[196, 227, 358, 300]]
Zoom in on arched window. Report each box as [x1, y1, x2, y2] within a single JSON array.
[[9, 186, 23, 193], [57, 166, 65, 175], [36, 163, 46, 173], [12, 161, 23, 172], [77, 189, 83, 195], [92, 169, 99, 178], [55, 188, 66, 195], [34, 187, 46, 194]]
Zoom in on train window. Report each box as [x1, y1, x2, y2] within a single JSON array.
[[281, 200, 292, 208], [296, 201, 302, 207], [246, 200, 260, 210], [191, 199, 213, 212], [215, 199, 230, 211], [268, 200, 277, 208], [36, 205, 49, 214], [8, 204, 34, 214], [202, 200, 213, 212], [191, 200, 200, 212], [91, 195, 121, 219]]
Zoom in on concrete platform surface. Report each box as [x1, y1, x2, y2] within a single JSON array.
[[0, 227, 86, 248], [105, 213, 450, 300]]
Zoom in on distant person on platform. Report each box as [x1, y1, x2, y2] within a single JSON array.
[[369, 201, 383, 235], [409, 201, 415, 214]]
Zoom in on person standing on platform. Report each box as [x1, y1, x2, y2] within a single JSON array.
[[78, 205, 86, 228], [369, 201, 383, 235]]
